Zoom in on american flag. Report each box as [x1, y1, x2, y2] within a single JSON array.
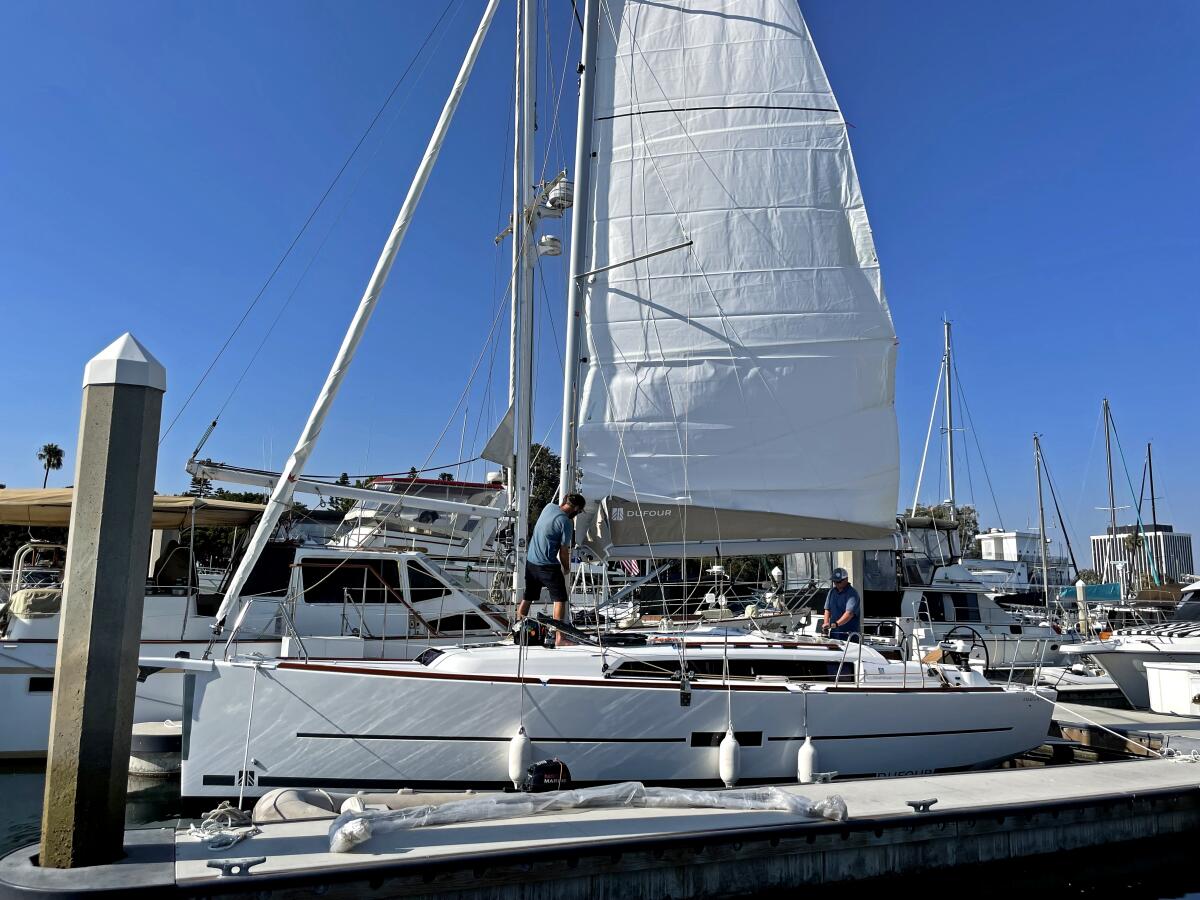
[[619, 558, 641, 576]]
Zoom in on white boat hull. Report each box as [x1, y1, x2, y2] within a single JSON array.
[[178, 659, 1054, 797], [0, 633, 510, 758], [1079, 647, 1200, 709], [0, 638, 282, 758]]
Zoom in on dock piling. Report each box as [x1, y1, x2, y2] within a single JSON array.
[[39, 334, 165, 869]]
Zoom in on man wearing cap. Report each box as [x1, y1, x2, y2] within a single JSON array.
[[822, 567, 861, 640], [517, 493, 586, 645]]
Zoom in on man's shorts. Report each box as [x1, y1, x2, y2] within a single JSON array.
[[525, 562, 568, 605]]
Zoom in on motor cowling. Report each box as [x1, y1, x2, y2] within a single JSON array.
[[520, 758, 572, 793]]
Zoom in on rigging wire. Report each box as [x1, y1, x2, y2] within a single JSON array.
[[1038, 444, 1081, 577], [1107, 414, 1162, 586], [910, 359, 944, 513], [1070, 409, 1105, 537], [202, 2, 468, 443], [467, 65, 517, 482], [957, 372, 977, 518], [161, 0, 463, 447], [951, 360, 1004, 529]]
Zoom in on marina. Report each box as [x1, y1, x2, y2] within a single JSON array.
[[0, 0, 1197, 897]]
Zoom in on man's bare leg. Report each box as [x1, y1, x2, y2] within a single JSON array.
[[553, 601, 572, 646], [516, 600, 531, 620]]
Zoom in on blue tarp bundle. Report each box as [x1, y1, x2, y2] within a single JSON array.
[[1058, 583, 1122, 601]]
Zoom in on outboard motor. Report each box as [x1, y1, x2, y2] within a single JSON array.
[[513, 618, 545, 647], [520, 758, 572, 793]]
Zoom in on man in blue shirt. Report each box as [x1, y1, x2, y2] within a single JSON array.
[[516, 493, 586, 643], [822, 567, 861, 640]]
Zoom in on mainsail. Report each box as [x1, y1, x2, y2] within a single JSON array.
[[574, 0, 899, 558]]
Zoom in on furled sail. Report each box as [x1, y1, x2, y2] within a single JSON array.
[[575, 0, 898, 558]]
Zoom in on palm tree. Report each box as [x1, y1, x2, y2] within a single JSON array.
[[37, 443, 65, 488]]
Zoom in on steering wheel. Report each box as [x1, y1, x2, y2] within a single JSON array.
[[942, 625, 990, 671]]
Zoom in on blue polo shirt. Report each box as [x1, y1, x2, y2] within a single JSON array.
[[528, 503, 573, 566], [824, 585, 861, 632]]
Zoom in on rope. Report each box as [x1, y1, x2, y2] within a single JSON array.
[[187, 801, 261, 850], [1032, 689, 1171, 759]]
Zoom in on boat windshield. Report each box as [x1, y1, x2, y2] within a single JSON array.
[[1173, 598, 1200, 622]]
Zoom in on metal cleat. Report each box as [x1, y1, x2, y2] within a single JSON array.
[[207, 857, 266, 877]]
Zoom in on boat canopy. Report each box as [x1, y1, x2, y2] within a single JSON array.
[[0, 489, 264, 529]]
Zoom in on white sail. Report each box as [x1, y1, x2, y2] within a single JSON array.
[[574, 0, 898, 557]]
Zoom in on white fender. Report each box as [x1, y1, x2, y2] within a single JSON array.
[[718, 728, 740, 788], [508, 727, 531, 788], [797, 735, 817, 784]]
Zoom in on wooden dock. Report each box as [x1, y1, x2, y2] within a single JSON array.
[[1053, 700, 1200, 757]]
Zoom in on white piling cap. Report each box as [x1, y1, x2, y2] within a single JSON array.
[[84, 333, 166, 391]]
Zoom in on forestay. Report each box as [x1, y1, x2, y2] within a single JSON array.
[[574, 0, 899, 558]]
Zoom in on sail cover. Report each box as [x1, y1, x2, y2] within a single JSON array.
[[575, 0, 899, 557]]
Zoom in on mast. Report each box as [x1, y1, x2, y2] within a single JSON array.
[[1102, 398, 1118, 586], [509, 0, 537, 602], [1034, 434, 1050, 619], [211, 0, 502, 630], [557, 0, 599, 499], [942, 319, 956, 521], [1147, 441, 1160, 578]]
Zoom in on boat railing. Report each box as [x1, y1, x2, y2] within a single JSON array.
[[1006, 640, 1022, 685], [340, 587, 375, 638]]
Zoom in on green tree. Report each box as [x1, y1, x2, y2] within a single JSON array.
[[528, 443, 562, 534], [906, 502, 981, 558], [723, 555, 785, 585], [213, 487, 269, 504], [186, 475, 212, 497], [1076, 568, 1102, 585], [407, 467, 419, 479], [438, 472, 454, 482], [1123, 531, 1143, 555], [0, 525, 67, 568], [331, 472, 363, 515], [36, 443, 64, 488]]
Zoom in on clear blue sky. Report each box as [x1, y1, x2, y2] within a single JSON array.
[[1, 1, 1197, 565]]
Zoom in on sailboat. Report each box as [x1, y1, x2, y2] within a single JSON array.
[[851, 323, 1070, 671], [155, 0, 1054, 798]]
